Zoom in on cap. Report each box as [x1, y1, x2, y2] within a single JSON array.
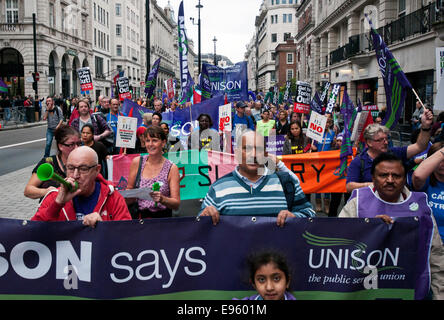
[[236, 101, 247, 108], [136, 126, 146, 137]]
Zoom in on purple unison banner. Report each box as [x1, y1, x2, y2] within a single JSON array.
[[0, 216, 427, 300], [204, 62, 248, 102]]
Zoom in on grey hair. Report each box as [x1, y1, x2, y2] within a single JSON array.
[[363, 123, 390, 141]]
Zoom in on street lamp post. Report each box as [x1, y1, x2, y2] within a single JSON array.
[[212, 36, 217, 66], [190, 0, 203, 75], [146, 0, 151, 73]]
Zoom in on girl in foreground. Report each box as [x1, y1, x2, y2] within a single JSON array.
[[238, 251, 296, 300]]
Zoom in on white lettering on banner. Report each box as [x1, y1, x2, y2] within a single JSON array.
[[110, 247, 207, 288], [326, 84, 340, 113], [0, 241, 92, 282], [179, 16, 189, 88], [211, 81, 242, 92], [308, 248, 399, 270]]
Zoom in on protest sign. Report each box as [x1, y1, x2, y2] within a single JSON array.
[[116, 116, 138, 149], [361, 105, 379, 118], [218, 103, 232, 133], [294, 81, 312, 113], [306, 111, 327, 143], [77, 67, 93, 91], [117, 77, 131, 101], [165, 78, 175, 100], [0, 216, 426, 300], [351, 111, 370, 142]]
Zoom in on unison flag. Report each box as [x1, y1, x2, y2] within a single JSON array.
[[0, 78, 8, 93], [178, 1, 195, 104], [145, 57, 161, 99], [368, 17, 412, 129], [310, 92, 323, 114], [336, 90, 354, 176]]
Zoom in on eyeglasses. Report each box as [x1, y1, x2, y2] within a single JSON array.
[[372, 137, 389, 143], [61, 141, 82, 148], [66, 164, 97, 174]]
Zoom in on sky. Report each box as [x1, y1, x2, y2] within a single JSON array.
[[156, 0, 261, 64]]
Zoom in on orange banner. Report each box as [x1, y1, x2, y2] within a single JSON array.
[[281, 149, 356, 194]]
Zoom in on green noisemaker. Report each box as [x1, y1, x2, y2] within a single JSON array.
[[36, 163, 78, 192], [152, 182, 160, 207]]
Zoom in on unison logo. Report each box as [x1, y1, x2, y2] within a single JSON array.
[[303, 232, 402, 273]]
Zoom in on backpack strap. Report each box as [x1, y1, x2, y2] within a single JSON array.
[[275, 171, 295, 211], [134, 156, 143, 188]]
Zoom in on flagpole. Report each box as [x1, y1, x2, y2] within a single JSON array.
[[411, 88, 425, 108]]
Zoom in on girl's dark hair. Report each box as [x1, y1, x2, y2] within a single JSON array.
[[54, 125, 80, 152], [144, 124, 167, 141], [247, 250, 291, 288], [428, 141, 444, 187], [152, 112, 163, 122], [287, 121, 304, 148], [81, 123, 94, 133]]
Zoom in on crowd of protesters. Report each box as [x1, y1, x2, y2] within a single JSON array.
[[13, 88, 444, 300]]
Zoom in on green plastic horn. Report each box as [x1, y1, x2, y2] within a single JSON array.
[[36, 163, 78, 192]]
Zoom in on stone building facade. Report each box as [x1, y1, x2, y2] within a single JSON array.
[[0, 0, 195, 102], [308, 0, 442, 122]]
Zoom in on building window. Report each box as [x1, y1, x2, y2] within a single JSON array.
[[271, 33, 277, 42], [49, 3, 55, 28], [116, 24, 122, 36], [398, 0, 406, 16], [287, 53, 293, 64], [276, 0, 280, 4], [82, 16, 86, 39], [6, 0, 19, 24], [286, 69, 293, 81], [95, 56, 104, 78], [284, 32, 291, 41], [116, 45, 122, 56], [282, 0, 286, 3], [116, 3, 121, 16], [283, 14, 287, 23], [288, 13, 292, 23]]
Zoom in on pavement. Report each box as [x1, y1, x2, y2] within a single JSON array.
[[0, 164, 39, 220], [0, 119, 46, 131]]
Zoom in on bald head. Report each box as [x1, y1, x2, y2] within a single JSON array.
[[68, 146, 98, 166]]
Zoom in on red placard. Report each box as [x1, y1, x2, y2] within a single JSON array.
[[294, 103, 310, 114]]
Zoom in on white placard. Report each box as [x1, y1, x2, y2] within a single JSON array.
[[351, 111, 369, 141], [218, 103, 232, 133], [436, 47, 444, 87], [116, 116, 138, 149], [306, 111, 327, 143], [434, 74, 444, 112]]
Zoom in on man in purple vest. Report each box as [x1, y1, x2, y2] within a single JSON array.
[[340, 152, 444, 300]]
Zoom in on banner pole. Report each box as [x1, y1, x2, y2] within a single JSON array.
[[412, 88, 425, 108]]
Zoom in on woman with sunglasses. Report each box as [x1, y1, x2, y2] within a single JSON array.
[[24, 125, 81, 201]]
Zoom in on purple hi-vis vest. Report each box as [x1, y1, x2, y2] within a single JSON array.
[[351, 187, 434, 300]]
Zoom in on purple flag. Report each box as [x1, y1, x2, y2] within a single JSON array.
[[144, 57, 161, 99], [335, 90, 354, 176], [368, 17, 412, 129], [178, 1, 195, 104]]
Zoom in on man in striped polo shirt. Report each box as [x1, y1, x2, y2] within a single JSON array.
[[199, 130, 315, 226]]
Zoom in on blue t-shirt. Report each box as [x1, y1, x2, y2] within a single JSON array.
[[419, 177, 444, 241], [232, 113, 255, 131], [106, 112, 127, 139], [314, 130, 335, 151], [72, 182, 101, 221], [346, 146, 408, 184]]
